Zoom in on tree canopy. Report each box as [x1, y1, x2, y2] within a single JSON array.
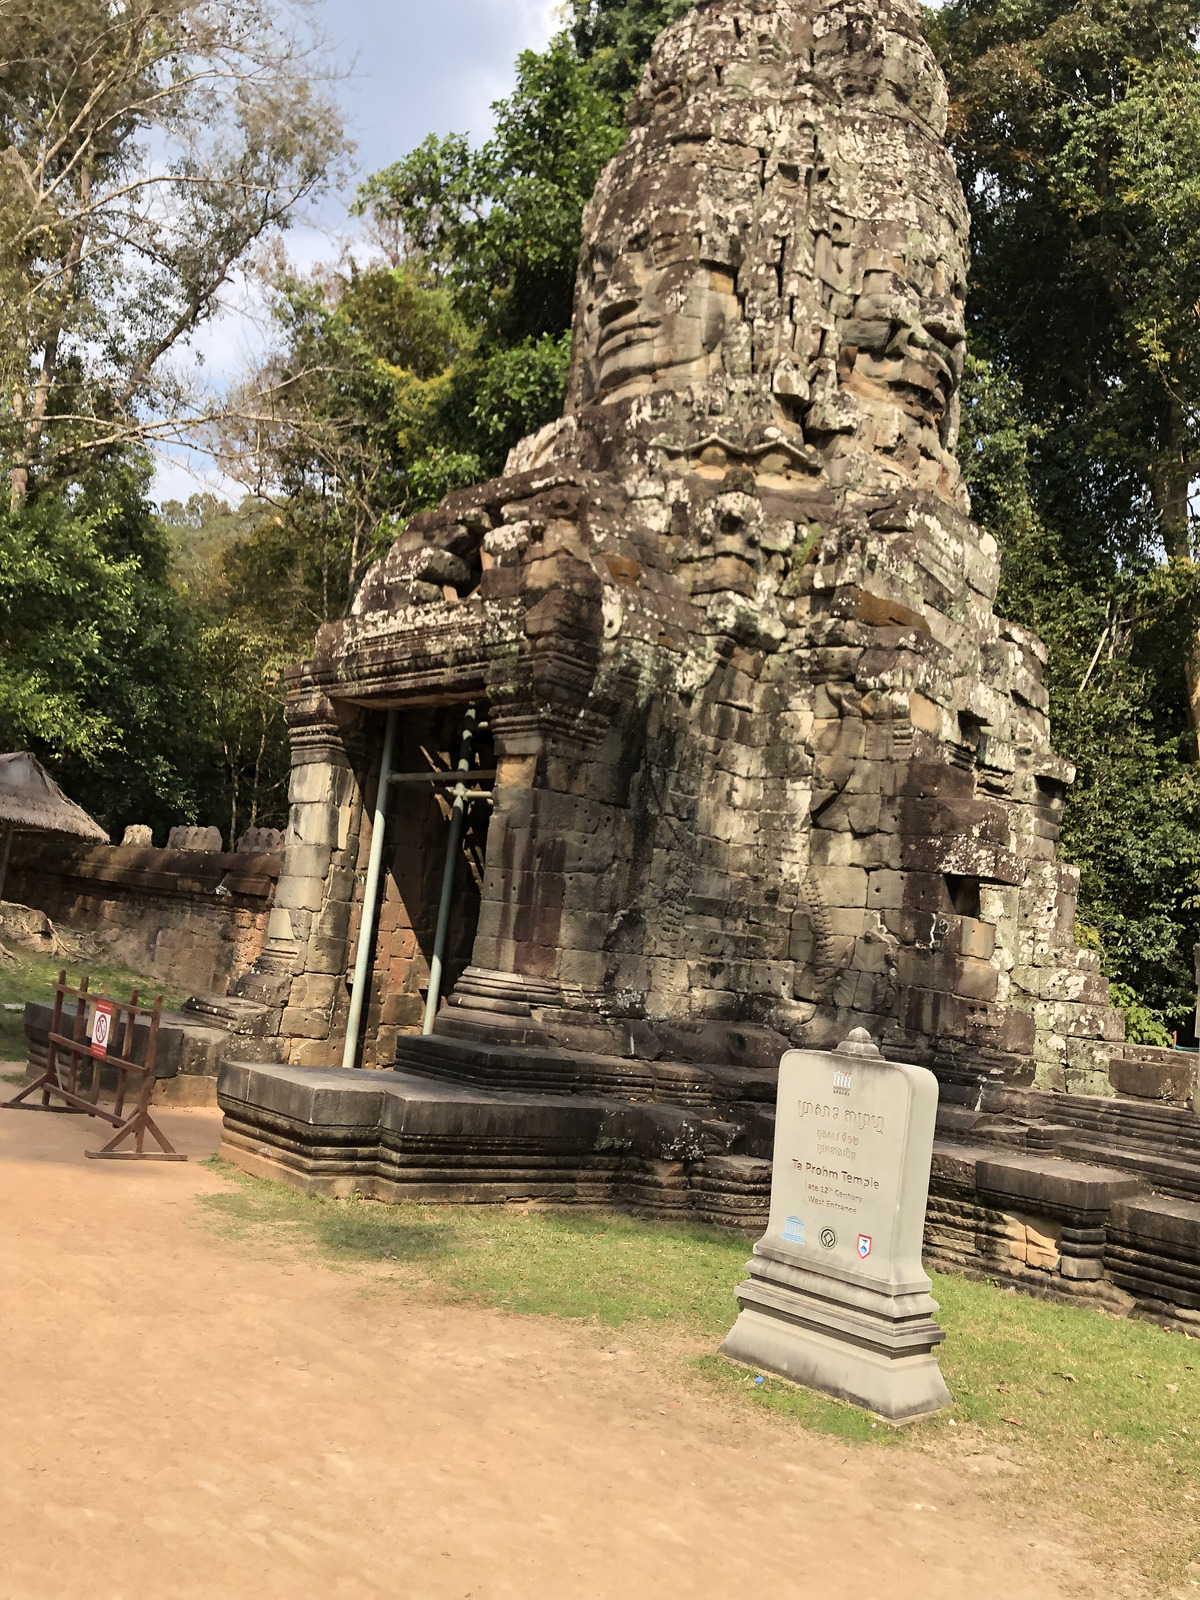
[[932, 0, 1200, 1033], [0, 0, 346, 510], [929, 0, 1200, 560]]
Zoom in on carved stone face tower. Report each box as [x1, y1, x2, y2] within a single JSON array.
[[561, 0, 968, 511], [247, 0, 1122, 1102]]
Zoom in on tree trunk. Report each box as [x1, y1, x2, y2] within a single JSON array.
[[250, 718, 267, 829], [8, 391, 27, 514], [9, 173, 90, 513], [1148, 399, 1200, 738]]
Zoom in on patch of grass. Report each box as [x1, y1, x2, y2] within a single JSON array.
[[196, 1159, 748, 1324], [0, 946, 189, 1060], [696, 1354, 903, 1442], [444, 1208, 749, 1326], [931, 1273, 1200, 1592], [195, 1160, 1200, 1592], [933, 1271, 1198, 1448], [198, 1162, 453, 1267]]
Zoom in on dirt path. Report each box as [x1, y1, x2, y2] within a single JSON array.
[[0, 1108, 1133, 1600]]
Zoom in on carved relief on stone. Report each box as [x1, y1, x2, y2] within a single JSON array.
[[562, 0, 968, 509]]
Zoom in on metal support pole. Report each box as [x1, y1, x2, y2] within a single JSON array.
[[341, 709, 399, 1071], [0, 823, 12, 906], [422, 706, 477, 1036]]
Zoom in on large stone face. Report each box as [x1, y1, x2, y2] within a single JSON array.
[[561, 0, 967, 506], [261, 0, 1124, 1097]]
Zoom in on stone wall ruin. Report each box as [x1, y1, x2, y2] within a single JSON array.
[[6, 838, 282, 996]]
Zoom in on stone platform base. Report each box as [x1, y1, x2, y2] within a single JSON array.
[[925, 1091, 1200, 1333], [9, 1063, 221, 1108], [215, 1039, 1200, 1333], [217, 1060, 771, 1226], [23, 998, 283, 1113]]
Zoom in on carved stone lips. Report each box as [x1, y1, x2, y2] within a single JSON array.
[[595, 315, 663, 388], [597, 306, 660, 351]]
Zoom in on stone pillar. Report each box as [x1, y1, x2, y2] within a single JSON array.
[[447, 708, 612, 1024], [238, 679, 364, 1065]]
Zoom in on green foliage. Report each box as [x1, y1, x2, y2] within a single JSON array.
[[569, 0, 698, 98], [469, 332, 573, 458], [335, 264, 467, 379], [399, 445, 486, 512], [192, 615, 291, 844], [355, 36, 627, 343], [218, 262, 482, 621], [0, 0, 346, 506], [231, 38, 617, 611], [959, 356, 1200, 1026], [158, 491, 308, 838], [0, 461, 296, 844], [0, 503, 143, 761], [928, 0, 1200, 554], [234, 6, 684, 637], [1107, 984, 1174, 1047], [0, 461, 215, 834], [209, 499, 347, 644], [937, 0, 1200, 1028]]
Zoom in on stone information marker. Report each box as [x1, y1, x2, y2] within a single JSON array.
[[721, 1029, 951, 1423]]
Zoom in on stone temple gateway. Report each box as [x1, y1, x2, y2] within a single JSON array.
[[217, 0, 1200, 1327]]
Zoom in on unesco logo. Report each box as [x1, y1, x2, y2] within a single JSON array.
[[820, 1227, 837, 1250]]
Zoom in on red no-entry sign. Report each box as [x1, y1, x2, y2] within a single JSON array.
[[90, 1001, 114, 1058]]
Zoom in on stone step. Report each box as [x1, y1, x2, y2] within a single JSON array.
[[1054, 1136, 1200, 1206], [983, 1085, 1200, 1160], [392, 1034, 778, 1110], [1106, 1191, 1200, 1314]]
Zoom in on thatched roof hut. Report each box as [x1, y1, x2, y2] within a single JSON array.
[[0, 752, 108, 902]]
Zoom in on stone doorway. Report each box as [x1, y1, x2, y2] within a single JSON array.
[[358, 704, 494, 1066]]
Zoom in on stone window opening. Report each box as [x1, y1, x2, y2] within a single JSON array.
[[957, 710, 987, 762], [944, 874, 981, 919], [1035, 774, 1067, 806]]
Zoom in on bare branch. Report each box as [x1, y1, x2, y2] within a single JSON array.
[[0, 0, 350, 502]]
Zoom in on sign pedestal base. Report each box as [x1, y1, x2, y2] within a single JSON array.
[[721, 1262, 952, 1424]]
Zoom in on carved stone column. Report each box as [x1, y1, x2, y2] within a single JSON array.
[[235, 674, 364, 1064], [445, 707, 611, 1027]]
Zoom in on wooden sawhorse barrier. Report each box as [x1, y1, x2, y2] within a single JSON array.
[[2, 971, 186, 1161]]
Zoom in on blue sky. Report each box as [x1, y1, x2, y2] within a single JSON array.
[[324, 0, 558, 184], [154, 0, 559, 503]]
